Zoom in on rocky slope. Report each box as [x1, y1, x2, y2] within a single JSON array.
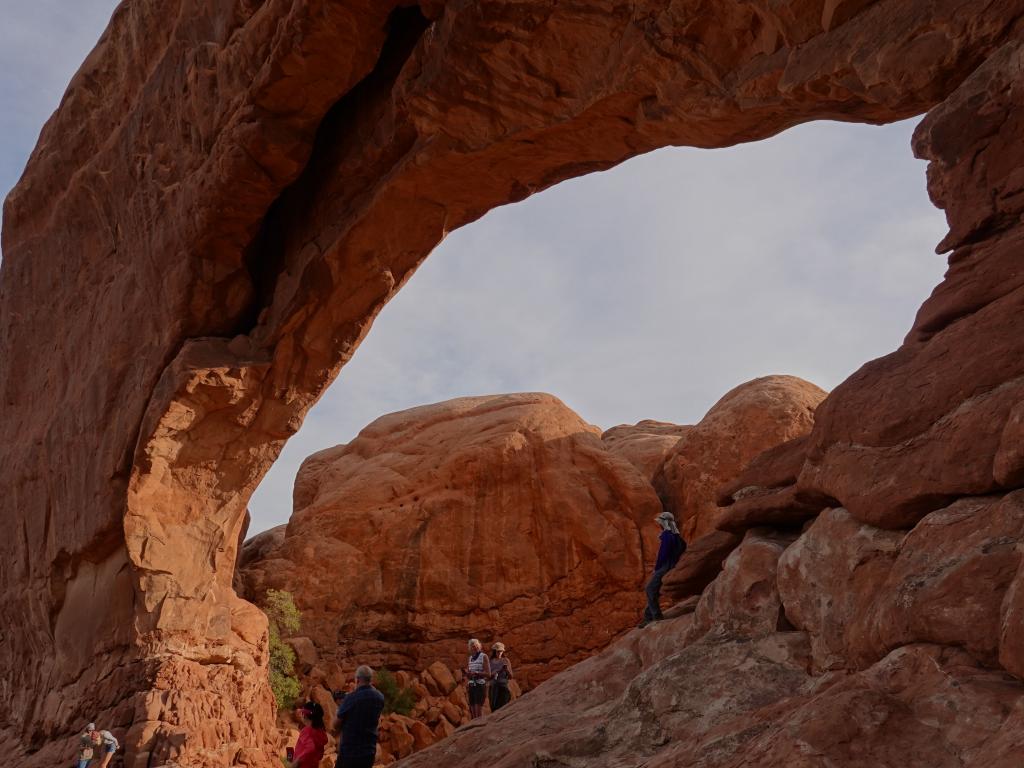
[[240, 383, 823, 762], [397, 494, 1024, 768]]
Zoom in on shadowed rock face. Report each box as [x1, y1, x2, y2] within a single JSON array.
[[2, 1, 1024, 767], [236, 392, 661, 688]]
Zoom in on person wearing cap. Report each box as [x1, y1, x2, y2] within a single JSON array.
[[286, 700, 328, 768], [465, 638, 491, 719], [488, 642, 513, 712], [76, 723, 101, 768], [332, 665, 385, 768], [639, 511, 686, 628]]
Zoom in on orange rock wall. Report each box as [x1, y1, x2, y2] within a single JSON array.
[[237, 393, 661, 688], [1, 1, 1022, 766]]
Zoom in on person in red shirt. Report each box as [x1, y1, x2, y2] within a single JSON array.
[[286, 701, 328, 768]]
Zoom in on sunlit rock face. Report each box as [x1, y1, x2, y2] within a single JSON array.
[[1, 0, 1023, 765], [237, 392, 661, 689]]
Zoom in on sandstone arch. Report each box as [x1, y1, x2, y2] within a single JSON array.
[[1, 1, 1023, 766]]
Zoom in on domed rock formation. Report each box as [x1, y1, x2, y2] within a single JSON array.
[[237, 393, 662, 690], [653, 375, 828, 540]]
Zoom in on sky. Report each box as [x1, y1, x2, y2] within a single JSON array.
[[2, 1, 951, 536]]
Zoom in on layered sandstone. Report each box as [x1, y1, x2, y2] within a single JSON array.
[[654, 375, 827, 540], [2, 1, 1024, 766], [237, 393, 661, 689]]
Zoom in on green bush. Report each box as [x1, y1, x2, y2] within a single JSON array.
[[376, 668, 417, 716], [263, 589, 302, 710]]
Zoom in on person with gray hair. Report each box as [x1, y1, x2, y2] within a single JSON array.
[[331, 664, 385, 768], [639, 511, 686, 628], [464, 638, 491, 719]]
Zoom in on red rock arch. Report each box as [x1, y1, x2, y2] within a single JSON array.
[[1, 1, 1022, 766]]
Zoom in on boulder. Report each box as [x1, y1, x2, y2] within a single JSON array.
[[423, 662, 457, 697], [777, 508, 903, 672], [864, 493, 1024, 667], [685, 528, 795, 643], [654, 376, 827, 540]]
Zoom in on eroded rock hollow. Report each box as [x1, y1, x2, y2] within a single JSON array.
[[1, 0, 1023, 766]]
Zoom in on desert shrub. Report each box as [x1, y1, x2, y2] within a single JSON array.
[[263, 589, 301, 709], [376, 668, 417, 716]]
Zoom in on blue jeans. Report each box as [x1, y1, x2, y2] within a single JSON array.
[[644, 565, 672, 620]]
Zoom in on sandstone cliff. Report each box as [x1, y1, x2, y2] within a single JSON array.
[[237, 393, 661, 689]]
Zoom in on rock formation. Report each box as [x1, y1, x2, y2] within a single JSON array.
[[393, 43, 1024, 768], [237, 393, 660, 688], [1, 0, 1023, 766], [601, 420, 691, 480], [239, 386, 830, 762], [654, 375, 827, 540]]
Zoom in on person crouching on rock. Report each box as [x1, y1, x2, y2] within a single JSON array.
[[639, 511, 686, 628], [286, 700, 328, 768], [465, 638, 491, 719], [76, 723, 101, 768], [96, 728, 119, 768], [488, 642, 513, 712]]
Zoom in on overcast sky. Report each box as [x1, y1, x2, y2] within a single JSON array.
[[2, 1, 950, 536]]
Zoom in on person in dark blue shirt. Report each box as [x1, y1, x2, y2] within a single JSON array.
[[640, 511, 686, 627], [332, 665, 386, 768]]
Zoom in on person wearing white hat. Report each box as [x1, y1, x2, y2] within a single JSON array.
[[639, 511, 686, 628], [488, 641, 513, 712]]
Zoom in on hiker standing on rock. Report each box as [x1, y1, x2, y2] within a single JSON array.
[[465, 638, 491, 719], [332, 665, 385, 768], [488, 642, 513, 713], [639, 511, 686, 628]]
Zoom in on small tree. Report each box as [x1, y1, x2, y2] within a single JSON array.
[[376, 668, 417, 716], [263, 589, 301, 709]]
